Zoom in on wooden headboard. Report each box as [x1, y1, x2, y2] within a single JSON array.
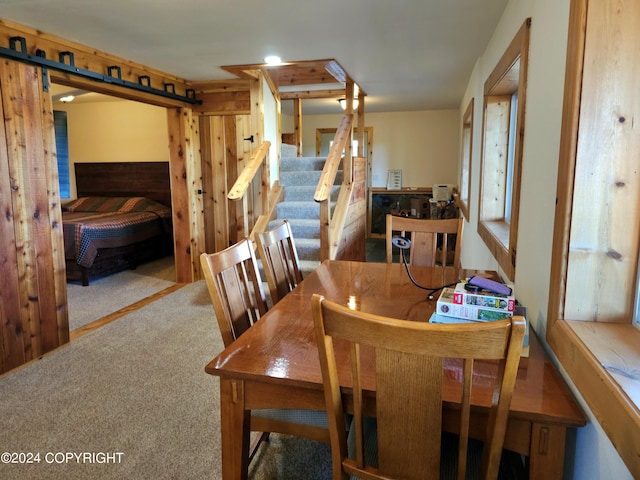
[[74, 162, 172, 208]]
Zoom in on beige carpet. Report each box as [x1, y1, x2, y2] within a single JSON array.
[[66, 256, 177, 331], [0, 279, 331, 480]]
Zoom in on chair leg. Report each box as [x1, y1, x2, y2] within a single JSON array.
[[248, 431, 271, 463]]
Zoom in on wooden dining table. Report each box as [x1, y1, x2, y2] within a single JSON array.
[[205, 260, 586, 480]]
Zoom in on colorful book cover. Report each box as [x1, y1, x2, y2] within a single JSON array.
[[452, 282, 515, 312], [437, 288, 513, 320]]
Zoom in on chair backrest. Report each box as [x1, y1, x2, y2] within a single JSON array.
[[386, 215, 463, 268], [200, 238, 268, 347], [256, 220, 304, 304], [312, 293, 525, 480]]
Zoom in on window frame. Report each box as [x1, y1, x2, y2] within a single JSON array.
[[457, 98, 474, 221], [547, 0, 640, 476], [477, 19, 530, 281]]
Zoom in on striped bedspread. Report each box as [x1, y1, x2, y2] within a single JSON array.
[[62, 197, 172, 268]]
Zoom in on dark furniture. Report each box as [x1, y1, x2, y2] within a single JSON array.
[[63, 162, 173, 286]]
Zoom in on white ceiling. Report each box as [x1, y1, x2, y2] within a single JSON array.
[[0, 0, 508, 114]]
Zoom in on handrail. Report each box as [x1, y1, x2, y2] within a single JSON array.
[[313, 114, 355, 261], [228, 141, 271, 200], [314, 115, 353, 202]]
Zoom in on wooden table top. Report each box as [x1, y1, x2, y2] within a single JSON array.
[[206, 260, 586, 427]]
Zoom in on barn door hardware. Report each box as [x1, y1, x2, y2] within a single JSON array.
[[243, 135, 254, 143], [0, 36, 202, 105]]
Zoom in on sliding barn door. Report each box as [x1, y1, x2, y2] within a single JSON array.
[[0, 59, 69, 374]]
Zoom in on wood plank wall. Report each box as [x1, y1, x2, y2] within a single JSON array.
[[335, 157, 367, 261], [0, 60, 68, 373], [199, 114, 252, 253], [167, 107, 204, 283]]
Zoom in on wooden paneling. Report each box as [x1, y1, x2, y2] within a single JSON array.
[[0, 60, 68, 373], [199, 116, 215, 254], [199, 113, 253, 253], [192, 78, 251, 116], [563, 0, 640, 321], [75, 162, 172, 207], [194, 91, 251, 116], [167, 107, 203, 282], [548, 0, 640, 477], [234, 116, 251, 244], [335, 157, 367, 261], [0, 19, 193, 108], [224, 116, 239, 245], [222, 59, 348, 86]]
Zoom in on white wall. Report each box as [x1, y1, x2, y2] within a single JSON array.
[[286, 110, 459, 188], [460, 0, 632, 478]]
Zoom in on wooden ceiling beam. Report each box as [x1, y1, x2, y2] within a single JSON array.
[[222, 59, 351, 86], [280, 89, 346, 100], [191, 79, 251, 93]]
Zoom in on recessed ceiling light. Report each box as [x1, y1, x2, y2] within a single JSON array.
[[264, 56, 282, 65]]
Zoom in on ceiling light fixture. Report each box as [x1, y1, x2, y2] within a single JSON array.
[[264, 56, 282, 65], [59, 95, 75, 103], [338, 98, 359, 111]]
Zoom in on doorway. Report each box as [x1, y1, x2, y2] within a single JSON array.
[[316, 126, 373, 187]]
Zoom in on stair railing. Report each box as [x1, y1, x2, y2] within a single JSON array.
[[314, 114, 354, 261], [228, 141, 271, 240]]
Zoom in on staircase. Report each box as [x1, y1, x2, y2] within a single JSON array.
[[268, 144, 341, 275]]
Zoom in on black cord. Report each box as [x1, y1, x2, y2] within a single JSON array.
[[399, 248, 458, 300]]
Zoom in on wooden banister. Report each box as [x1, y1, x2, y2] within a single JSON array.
[[312, 114, 356, 261], [314, 115, 353, 202], [228, 141, 271, 200]]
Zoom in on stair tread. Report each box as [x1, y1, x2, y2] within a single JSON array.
[[275, 153, 337, 265]]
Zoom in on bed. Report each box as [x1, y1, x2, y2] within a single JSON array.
[[62, 162, 174, 286]]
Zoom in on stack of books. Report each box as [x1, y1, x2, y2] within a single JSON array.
[[430, 281, 529, 357]]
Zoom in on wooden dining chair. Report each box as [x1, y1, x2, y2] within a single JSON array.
[[386, 214, 464, 268], [200, 239, 329, 461], [256, 219, 304, 304], [311, 293, 525, 480]]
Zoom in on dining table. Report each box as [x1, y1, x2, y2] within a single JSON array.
[[205, 260, 586, 480]]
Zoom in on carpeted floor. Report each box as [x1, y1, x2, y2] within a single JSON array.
[[0, 277, 332, 480], [66, 255, 177, 331]]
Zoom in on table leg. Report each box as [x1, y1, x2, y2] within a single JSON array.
[[219, 378, 251, 480], [529, 423, 567, 480]]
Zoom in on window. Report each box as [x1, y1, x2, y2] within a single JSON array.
[[458, 98, 473, 220], [504, 92, 518, 223], [547, 0, 640, 476], [477, 19, 530, 281], [53, 110, 70, 199]]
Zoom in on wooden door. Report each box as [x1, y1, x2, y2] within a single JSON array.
[[0, 60, 69, 373]]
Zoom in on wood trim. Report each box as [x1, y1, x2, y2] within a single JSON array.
[[293, 98, 302, 156], [484, 18, 532, 95], [280, 89, 345, 100], [0, 19, 193, 108], [458, 98, 474, 221], [547, 0, 640, 476], [547, 0, 588, 333], [477, 220, 513, 280], [549, 321, 640, 478], [167, 107, 200, 283], [478, 19, 531, 281]]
